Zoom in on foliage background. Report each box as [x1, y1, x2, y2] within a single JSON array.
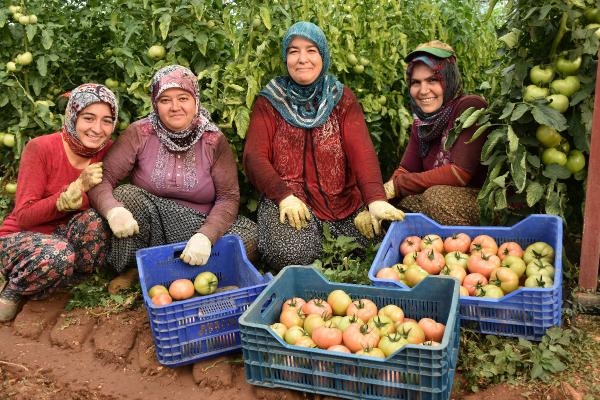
[[0, 0, 498, 220]]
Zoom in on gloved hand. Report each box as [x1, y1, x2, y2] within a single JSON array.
[[368, 200, 405, 222], [353, 209, 381, 239], [79, 162, 104, 192], [180, 232, 212, 266], [56, 179, 83, 212], [278, 194, 311, 230], [106, 206, 139, 238], [383, 180, 396, 200]]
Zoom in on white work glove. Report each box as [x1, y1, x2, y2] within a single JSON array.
[[368, 200, 405, 222], [354, 209, 381, 239], [56, 179, 83, 212], [180, 232, 212, 266], [106, 206, 140, 238], [383, 180, 396, 200], [278, 194, 311, 230], [79, 162, 104, 192]]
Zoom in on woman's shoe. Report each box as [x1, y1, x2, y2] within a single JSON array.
[[0, 287, 23, 322], [108, 268, 139, 294]]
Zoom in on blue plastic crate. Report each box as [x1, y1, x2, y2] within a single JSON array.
[[136, 234, 273, 367], [239, 265, 460, 400], [369, 213, 563, 341]]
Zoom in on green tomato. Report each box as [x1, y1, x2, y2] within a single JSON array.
[[535, 125, 563, 148], [550, 76, 580, 97], [500, 255, 526, 278], [104, 78, 120, 90], [555, 56, 581, 76], [565, 150, 586, 173], [6, 61, 17, 72], [347, 54, 358, 65], [584, 8, 600, 24], [523, 85, 549, 102], [353, 64, 365, 74], [546, 93, 569, 113], [523, 242, 554, 264], [541, 147, 567, 166], [475, 284, 504, 298], [529, 65, 555, 85], [4, 182, 17, 194], [28, 15, 37, 24], [359, 56, 370, 66], [193, 271, 219, 295], [147, 44, 166, 60], [2, 133, 15, 148], [16, 51, 33, 66], [378, 332, 408, 357], [524, 274, 554, 288], [525, 259, 555, 279], [18, 15, 29, 25]]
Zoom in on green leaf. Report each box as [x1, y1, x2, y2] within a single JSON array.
[[530, 104, 567, 131], [499, 102, 516, 120], [510, 103, 530, 121], [510, 147, 527, 193], [36, 55, 48, 77], [159, 13, 172, 40], [526, 181, 543, 207], [41, 29, 53, 50], [234, 106, 250, 138], [466, 122, 492, 143], [481, 127, 506, 160], [542, 164, 571, 180], [507, 125, 519, 156], [259, 6, 272, 30]]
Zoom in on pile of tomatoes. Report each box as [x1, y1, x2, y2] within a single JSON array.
[[270, 289, 446, 358], [376, 233, 556, 298]]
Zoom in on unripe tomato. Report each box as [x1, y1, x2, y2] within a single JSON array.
[[535, 125, 563, 148], [5, 182, 17, 194], [3, 133, 16, 148], [546, 93, 569, 113], [326, 289, 352, 316], [529, 65, 555, 85], [555, 56, 581, 76], [6, 61, 17, 72], [565, 150, 586, 173], [353, 64, 365, 74], [541, 148, 567, 166], [17, 51, 33, 66], [147, 44, 166, 60]]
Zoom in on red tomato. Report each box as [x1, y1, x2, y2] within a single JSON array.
[[151, 292, 173, 306], [467, 252, 501, 279], [463, 272, 488, 296], [376, 267, 401, 281], [168, 279, 195, 300], [399, 235, 421, 256], [346, 298, 378, 323], [470, 234, 499, 255], [327, 344, 352, 353], [281, 297, 306, 313], [342, 322, 380, 352], [420, 234, 444, 253], [416, 249, 445, 275], [497, 241, 524, 260], [417, 317, 445, 342], [443, 233, 471, 253], [302, 298, 333, 317], [312, 325, 343, 349], [280, 308, 306, 328]]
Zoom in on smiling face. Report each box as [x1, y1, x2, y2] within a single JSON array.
[[286, 36, 323, 85], [74, 102, 114, 149], [155, 88, 197, 132], [409, 63, 445, 114]]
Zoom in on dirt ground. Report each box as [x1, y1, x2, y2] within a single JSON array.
[[0, 291, 594, 400]]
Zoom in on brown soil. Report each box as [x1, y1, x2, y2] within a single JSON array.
[[0, 292, 592, 400]]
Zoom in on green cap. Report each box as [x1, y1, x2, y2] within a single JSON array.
[[405, 40, 455, 62]]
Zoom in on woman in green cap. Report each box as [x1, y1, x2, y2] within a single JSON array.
[[243, 21, 404, 271], [383, 40, 488, 225]]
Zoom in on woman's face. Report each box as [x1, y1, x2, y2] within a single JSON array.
[[286, 36, 323, 85], [75, 102, 114, 149], [409, 63, 444, 114], [156, 88, 196, 132]]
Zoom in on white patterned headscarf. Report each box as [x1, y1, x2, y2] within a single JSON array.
[[61, 83, 118, 157]]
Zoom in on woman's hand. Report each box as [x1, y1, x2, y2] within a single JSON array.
[[180, 233, 212, 266], [106, 207, 139, 238], [383, 180, 396, 200], [79, 162, 103, 192], [368, 200, 405, 222], [56, 180, 83, 212], [353, 209, 381, 239], [278, 194, 311, 230]]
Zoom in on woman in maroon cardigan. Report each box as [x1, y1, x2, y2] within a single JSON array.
[[243, 21, 403, 271], [384, 40, 488, 226]]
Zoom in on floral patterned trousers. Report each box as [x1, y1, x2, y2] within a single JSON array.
[[0, 209, 110, 299]]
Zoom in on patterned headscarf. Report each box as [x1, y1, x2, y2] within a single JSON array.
[[61, 83, 118, 157], [406, 54, 463, 157], [149, 64, 218, 152], [260, 21, 344, 129]]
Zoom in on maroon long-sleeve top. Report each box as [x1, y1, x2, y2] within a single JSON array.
[[243, 87, 386, 221]]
